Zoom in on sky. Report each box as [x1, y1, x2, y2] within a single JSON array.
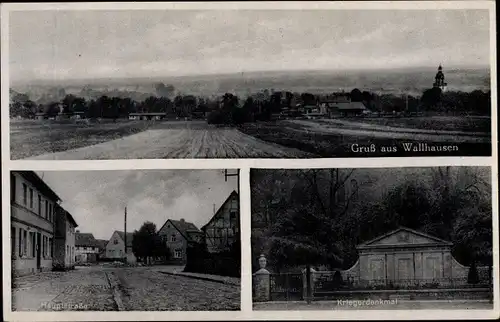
[[9, 9, 490, 82], [36, 169, 239, 240]]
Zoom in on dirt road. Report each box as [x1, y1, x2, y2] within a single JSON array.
[[26, 122, 309, 160]]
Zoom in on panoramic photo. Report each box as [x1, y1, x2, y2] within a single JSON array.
[[251, 167, 493, 310], [8, 9, 492, 159], [10, 169, 241, 311]]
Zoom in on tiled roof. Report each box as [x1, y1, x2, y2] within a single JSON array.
[[75, 233, 97, 247], [95, 239, 109, 250], [115, 231, 134, 247], [168, 220, 200, 242]]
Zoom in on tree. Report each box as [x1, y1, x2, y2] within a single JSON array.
[[350, 88, 363, 102], [131, 221, 164, 264], [155, 83, 176, 98], [421, 87, 442, 110]]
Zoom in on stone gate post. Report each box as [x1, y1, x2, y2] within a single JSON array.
[[302, 266, 316, 301], [253, 254, 270, 302]]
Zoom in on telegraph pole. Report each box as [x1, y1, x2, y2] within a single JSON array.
[[124, 207, 127, 262], [224, 169, 240, 195]]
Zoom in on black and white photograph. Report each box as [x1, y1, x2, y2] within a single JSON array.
[[6, 8, 492, 159], [9, 169, 241, 311], [251, 166, 494, 310]]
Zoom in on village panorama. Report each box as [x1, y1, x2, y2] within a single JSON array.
[[10, 169, 241, 311], [10, 65, 491, 160], [8, 8, 491, 160]]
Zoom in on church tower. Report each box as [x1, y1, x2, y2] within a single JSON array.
[[432, 64, 447, 92]]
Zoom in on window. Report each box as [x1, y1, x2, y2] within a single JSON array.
[[45, 201, 49, 219], [170, 234, 176, 242], [11, 173, 16, 202], [18, 228, 22, 257], [49, 204, 52, 222], [22, 183, 27, 205], [38, 195, 42, 216], [31, 232, 36, 257], [174, 249, 182, 258], [29, 188, 34, 208], [11, 227, 16, 258], [23, 230, 28, 255], [49, 238, 53, 257], [113, 239, 118, 245]]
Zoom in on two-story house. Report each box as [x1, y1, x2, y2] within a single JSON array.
[[158, 219, 202, 264], [202, 191, 240, 253], [105, 231, 136, 263], [10, 171, 60, 276], [75, 232, 100, 263], [53, 204, 78, 270]]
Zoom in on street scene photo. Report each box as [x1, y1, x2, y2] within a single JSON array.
[[8, 9, 492, 159], [250, 167, 494, 310], [10, 169, 241, 311]]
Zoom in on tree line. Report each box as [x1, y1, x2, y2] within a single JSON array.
[[251, 167, 492, 275], [10, 86, 491, 121]]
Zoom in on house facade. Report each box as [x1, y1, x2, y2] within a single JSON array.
[[339, 227, 475, 287], [75, 232, 99, 263], [202, 191, 240, 253], [158, 219, 202, 264], [53, 204, 78, 270], [11, 171, 60, 276], [105, 231, 136, 263]]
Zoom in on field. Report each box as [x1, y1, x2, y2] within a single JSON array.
[[11, 120, 309, 160], [10, 119, 157, 160], [10, 116, 491, 159], [239, 116, 491, 158]]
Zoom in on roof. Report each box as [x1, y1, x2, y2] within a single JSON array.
[[54, 204, 78, 227], [163, 219, 200, 242], [115, 231, 134, 247], [201, 190, 239, 230], [129, 112, 166, 116], [328, 102, 366, 110], [65, 210, 78, 228], [75, 232, 98, 247], [15, 171, 61, 202], [357, 226, 453, 250], [95, 239, 109, 250]]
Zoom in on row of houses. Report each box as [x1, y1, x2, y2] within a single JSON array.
[[11, 171, 240, 276], [10, 171, 78, 276], [103, 190, 240, 265]]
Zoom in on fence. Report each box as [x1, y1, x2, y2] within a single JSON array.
[[253, 255, 493, 303]]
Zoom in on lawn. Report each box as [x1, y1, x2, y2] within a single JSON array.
[[10, 119, 156, 159]]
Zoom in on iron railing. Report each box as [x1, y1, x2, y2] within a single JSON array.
[[269, 273, 303, 301]]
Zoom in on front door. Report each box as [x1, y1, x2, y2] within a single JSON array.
[[36, 232, 41, 269]]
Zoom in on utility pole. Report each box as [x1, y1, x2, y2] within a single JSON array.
[[124, 207, 127, 263], [224, 169, 240, 196]]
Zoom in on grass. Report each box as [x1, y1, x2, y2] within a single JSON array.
[[10, 119, 156, 159], [346, 116, 491, 133], [239, 120, 491, 158]]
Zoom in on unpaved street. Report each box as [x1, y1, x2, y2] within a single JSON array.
[[26, 121, 309, 160], [12, 266, 240, 311]]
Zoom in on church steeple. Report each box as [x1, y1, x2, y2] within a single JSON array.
[[433, 64, 447, 91]]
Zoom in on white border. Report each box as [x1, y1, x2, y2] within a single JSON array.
[[2, 1, 498, 321]]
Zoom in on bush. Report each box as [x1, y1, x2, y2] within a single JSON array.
[[184, 242, 240, 277]]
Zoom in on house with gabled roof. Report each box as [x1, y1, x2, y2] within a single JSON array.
[[75, 232, 99, 263], [158, 219, 203, 264], [105, 230, 136, 263], [201, 190, 240, 253]]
